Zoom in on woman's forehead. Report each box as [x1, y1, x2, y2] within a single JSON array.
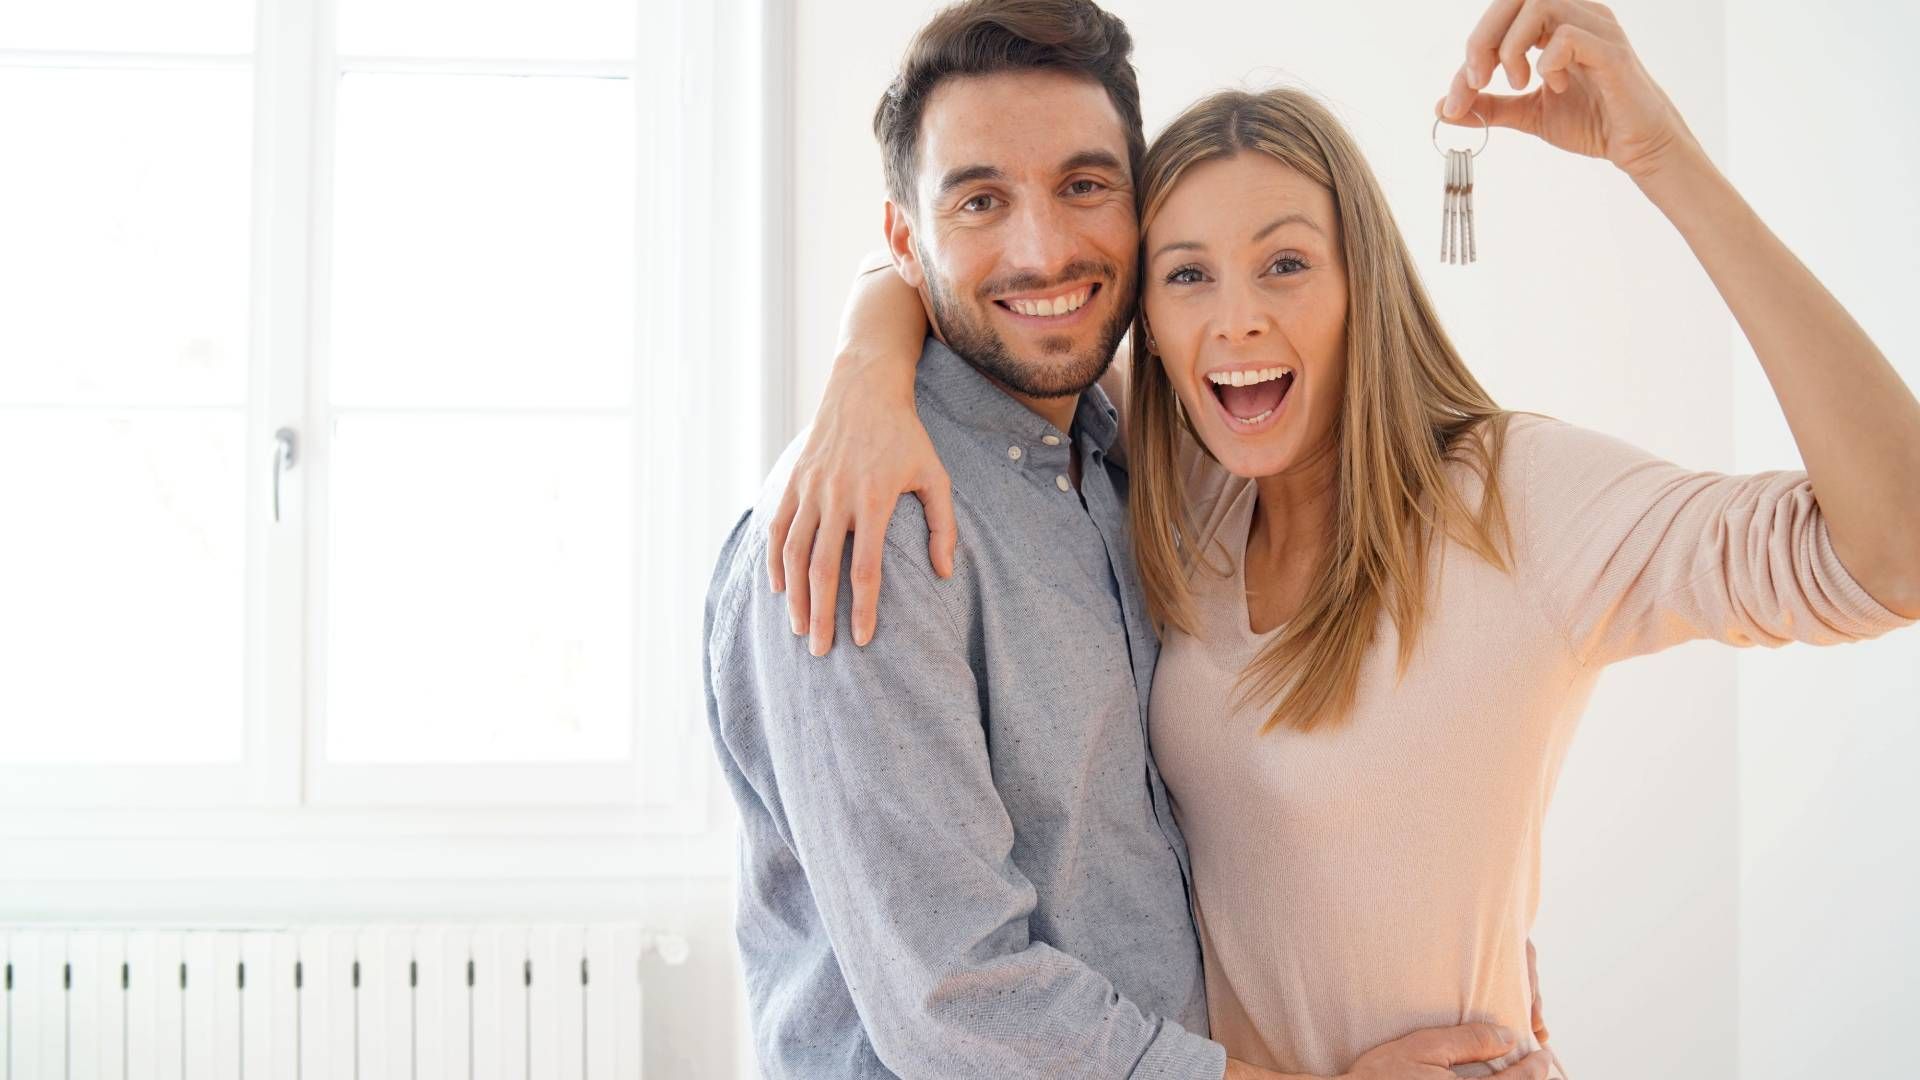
[[1147, 154, 1334, 248]]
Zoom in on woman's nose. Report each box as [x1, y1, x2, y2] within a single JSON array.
[[1213, 280, 1270, 343]]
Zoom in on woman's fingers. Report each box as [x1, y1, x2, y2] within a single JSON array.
[[1436, 87, 1543, 135], [1494, 1, 1549, 93], [781, 498, 821, 637], [918, 466, 958, 580], [1490, 1050, 1552, 1079], [1461, 0, 1526, 94], [847, 495, 889, 648], [1456, 0, 1620, 102], [767, 481, 798, 593], [806, 504, 852, 656], [1537, 22, 1610, 93]]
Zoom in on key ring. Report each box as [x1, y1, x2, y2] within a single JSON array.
[[1432, 109, 1489, 158]]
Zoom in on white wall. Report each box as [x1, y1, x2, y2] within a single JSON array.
[[1727, 3, 1920, 1077], [784, 0, 1916, 1075]]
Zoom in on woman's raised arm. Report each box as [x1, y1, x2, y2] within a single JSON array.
[[767, 253, 949, 655], [1440, 0, 1920, 617]]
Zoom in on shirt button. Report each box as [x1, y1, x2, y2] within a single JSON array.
[[1007, 445, 1022, 461], [1041, 434, 1062, 446], [1055, 474, 1070, 492]]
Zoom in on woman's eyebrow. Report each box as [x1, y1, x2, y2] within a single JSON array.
[[1149, 239, 1203, 264], [1252, 212, 1323, 242], [1151, 213, 1326, 264]]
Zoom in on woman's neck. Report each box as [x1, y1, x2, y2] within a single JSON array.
[[1249, 444, 1339, 568], [1243, 444, 1339, 632]]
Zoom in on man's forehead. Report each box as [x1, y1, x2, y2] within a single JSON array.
[[916, 70, 1129, 181]]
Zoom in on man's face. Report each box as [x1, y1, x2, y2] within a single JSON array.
[[888, 70, 1138, 402]]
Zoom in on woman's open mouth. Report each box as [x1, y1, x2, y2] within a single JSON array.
[[1206, 365, 1295, 432]]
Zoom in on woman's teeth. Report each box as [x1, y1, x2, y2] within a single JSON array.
[[1205, 365, 1293, 388], [1208, 365, 1296, 426], [1003, 286, 1092, 317]]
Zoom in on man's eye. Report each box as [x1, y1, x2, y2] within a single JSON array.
[[961, 194, 999, 212], [1066, 179, 1103, 196], [1165, 266, 1204, 285]]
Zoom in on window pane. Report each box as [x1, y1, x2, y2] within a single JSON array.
[[1, 0, 254, 54], [324, 413, 633, 764], [0, 68, 252, 408], [0, 410, 246, 763], [335, 0, 634, 61], [328, 73, 634, 410]]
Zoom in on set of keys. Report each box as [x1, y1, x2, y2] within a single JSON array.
[[1434, 111, 1488, 266]]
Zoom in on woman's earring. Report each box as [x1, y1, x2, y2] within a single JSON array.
[[1433, 109, 1488, 265]]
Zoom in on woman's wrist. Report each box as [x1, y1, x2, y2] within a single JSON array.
[[1628, 135, 1727, 223], [827, 341, 919, 406]]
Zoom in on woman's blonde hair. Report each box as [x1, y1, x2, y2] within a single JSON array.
[[1128, 86, 1514, 734]]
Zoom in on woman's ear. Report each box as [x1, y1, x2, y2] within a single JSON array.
[[882, 201, 926, 289]]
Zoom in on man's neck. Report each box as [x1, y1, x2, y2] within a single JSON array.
[[927, 325, 1081, 434], [994, 380, 1080, 435]]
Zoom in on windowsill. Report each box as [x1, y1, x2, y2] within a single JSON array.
[[0, 795, 737, 901]]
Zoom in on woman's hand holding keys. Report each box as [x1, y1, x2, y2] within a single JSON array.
[[1438, 0, 1703, 182]]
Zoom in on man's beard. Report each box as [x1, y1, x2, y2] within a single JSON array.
[[920, 252, 1134, 400]]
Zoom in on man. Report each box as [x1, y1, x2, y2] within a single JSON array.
[[704, 2, 1551, 1076]]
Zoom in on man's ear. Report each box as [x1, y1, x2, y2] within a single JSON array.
[[883, 200, 926, 288]]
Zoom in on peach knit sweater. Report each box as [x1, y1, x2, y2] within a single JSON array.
[[1147, 414, 1912, 1078]]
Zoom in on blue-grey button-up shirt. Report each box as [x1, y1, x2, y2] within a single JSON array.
[[704, 337, 1220, 1078]]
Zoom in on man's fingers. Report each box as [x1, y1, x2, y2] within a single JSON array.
[[1404, 1023, 1517, 1067], [847, 500, 887, 648], [781, 501, 821, 637], [767, 483, 799, 593], [805, 509, 851, 657], [917, 469, 958, 579], [1490, 1050, 1552, 1079]]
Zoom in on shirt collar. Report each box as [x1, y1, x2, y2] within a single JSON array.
[[915, 335, 1122, 457]]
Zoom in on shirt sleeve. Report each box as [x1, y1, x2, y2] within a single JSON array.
[[708, 514, 1224, 1080], [1509, 414, 1916, 668]]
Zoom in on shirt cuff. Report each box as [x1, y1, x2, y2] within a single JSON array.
[[1132, 1022, 1227, 1080]]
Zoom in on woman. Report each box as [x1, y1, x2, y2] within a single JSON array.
[[772, 3, 1920, 1076]]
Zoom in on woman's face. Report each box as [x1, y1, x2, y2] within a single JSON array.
[[1142, 152, 1348, 480]]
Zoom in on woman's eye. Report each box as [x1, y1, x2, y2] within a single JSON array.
[[1269, 256, 1308, 275], [1164, 266, 1205, 285], [961, 194, 999, 213]]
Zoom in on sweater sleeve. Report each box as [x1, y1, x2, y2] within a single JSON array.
[[1508, 414, 1915, 668]]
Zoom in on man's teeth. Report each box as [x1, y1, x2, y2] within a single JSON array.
[[1206, 366, 1293, 388], [1005, 287, 1092, 317]]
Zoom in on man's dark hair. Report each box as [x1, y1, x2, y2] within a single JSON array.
[[873, 0, 1145, 212]]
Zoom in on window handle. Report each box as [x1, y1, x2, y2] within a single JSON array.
[[272, 426, 298, 523]]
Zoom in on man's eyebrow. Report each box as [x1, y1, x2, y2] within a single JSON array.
[[1059, 149, 1126, 175], [935, 164, 1005, 200], [1150, 213, 1325, 264], [934, 150, 1125, 202]]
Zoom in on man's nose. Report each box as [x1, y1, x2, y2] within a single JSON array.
[[1002, 199, 1078, 281]]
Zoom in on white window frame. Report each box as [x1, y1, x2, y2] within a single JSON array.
[[0, 0, 786, 884]]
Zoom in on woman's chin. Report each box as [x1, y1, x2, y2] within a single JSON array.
[[1200, 427, 1304, 480]]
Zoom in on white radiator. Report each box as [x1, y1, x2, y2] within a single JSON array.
[[0, 925, 688, 1080]]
